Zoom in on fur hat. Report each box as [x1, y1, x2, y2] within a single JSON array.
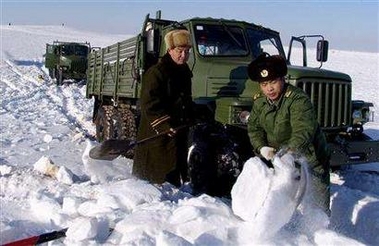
[[247, 53, 287, 82], [164, 29, 192, 50]]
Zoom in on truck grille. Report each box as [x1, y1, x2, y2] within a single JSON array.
[[296, 79, 352, 130]]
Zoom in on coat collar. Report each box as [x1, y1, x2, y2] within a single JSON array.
[[266, 83, 291, 109]]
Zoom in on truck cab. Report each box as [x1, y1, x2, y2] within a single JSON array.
[[45, 41, 91, 85], [142, 16, 367, 134]]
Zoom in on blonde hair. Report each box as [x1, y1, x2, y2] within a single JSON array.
[[164, 29, 192, 50]]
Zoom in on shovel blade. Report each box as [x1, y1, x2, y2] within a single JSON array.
[[89, 139, 135, 160]]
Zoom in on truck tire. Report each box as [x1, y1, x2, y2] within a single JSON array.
[[187, 122, 252, 198], [55, 68, 63, 86], [95, 105, 114, 142], [112, 106, 137, 158], [115, 106, 137, 140], [48, 69, 54, 79]]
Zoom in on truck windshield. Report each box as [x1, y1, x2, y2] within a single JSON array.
[[75, 45, 89, 56], [61, 45, 74, 55], [246, 28, 284, 58], [194, 24, 248, 56], [61, 45, 88, 56]]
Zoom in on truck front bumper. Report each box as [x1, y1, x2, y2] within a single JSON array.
[[329, 133, 379, 167]]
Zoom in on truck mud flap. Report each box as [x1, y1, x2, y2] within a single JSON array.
[[329, 137, 379, 167]]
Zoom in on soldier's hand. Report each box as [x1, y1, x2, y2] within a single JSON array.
[[260, 146, 276, 161]]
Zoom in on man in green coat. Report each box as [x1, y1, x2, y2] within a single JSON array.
[[246, 53, 331, 215], [133, 29, 195, 187]]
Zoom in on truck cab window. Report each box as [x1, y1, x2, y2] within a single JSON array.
[[194, 24, 248, 56], [75, 46, 89, 56], [47, 45, 54, 54], [246, 28, 284, 58], [61, 45, 74, 55]]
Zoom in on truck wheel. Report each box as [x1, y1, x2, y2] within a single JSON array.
[[115, 106, 137, 140], [95, 105, 114, 142], [48, 69, 54, 79], [112, 106, 137, 158], [55, 68, 63, 86]]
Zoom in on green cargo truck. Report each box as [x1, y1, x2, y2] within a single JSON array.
[[45, 40, 91, 85], [86, 11, 378, 167]]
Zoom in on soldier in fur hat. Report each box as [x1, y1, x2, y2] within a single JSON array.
[[247, 53, 331, 216], [133, 29, 195, 187]]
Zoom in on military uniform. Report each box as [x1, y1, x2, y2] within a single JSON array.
[[133, 53, 194, 186], [248, 83, 331, 214]]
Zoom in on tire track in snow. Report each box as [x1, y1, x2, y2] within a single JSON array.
[[1, 58, 95, 141], [46, 83, 96, 140]]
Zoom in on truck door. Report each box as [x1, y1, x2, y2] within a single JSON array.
[[45, 44, 58, 69]]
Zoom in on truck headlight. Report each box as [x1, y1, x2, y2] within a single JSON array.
[[352, 100, 373, 124], [363, 109, 371, 123], [352, 110, 362, 122], [239, 111, 250, 124], [230, 106, 251, 124]]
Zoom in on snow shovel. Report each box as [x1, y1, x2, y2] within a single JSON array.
[[2, 228, 68, 245], [89, 125, 188, 161], [2, 227, 114, 245]]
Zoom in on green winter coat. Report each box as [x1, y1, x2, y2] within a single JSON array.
[[133, 53, 194, 185], [248, 83, 329, 168], [248, 83, 331, 213]]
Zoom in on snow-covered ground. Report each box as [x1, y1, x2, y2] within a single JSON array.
[[1, 25, 379, 245]]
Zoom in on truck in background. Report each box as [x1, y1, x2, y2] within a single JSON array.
[[45, 40, 91, 85], [86, 11, 378, 167]]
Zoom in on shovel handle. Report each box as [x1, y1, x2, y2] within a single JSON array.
[[2, 228, 68, 246], [88, 125, 190, 160], [136, 125, 189, 145]]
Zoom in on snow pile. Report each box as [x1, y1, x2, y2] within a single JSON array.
[[232, 154, 313, 239], [33, 155, 74, 185], [82, 140, 134, 184]]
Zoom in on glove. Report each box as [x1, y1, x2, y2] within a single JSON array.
[[260, 146, 276, 161]]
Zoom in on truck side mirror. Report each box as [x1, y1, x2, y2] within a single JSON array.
[[316, 40, 328, 62], [146, 28, 156, 53]]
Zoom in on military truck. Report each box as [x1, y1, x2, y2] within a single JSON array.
[[86, 11, 379, 167], [45, 40, 91, 85]]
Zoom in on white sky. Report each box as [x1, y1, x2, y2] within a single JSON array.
[[1, 0, 378, 52]]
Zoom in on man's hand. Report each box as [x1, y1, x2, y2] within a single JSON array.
[[260, 146, 276, 161]]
